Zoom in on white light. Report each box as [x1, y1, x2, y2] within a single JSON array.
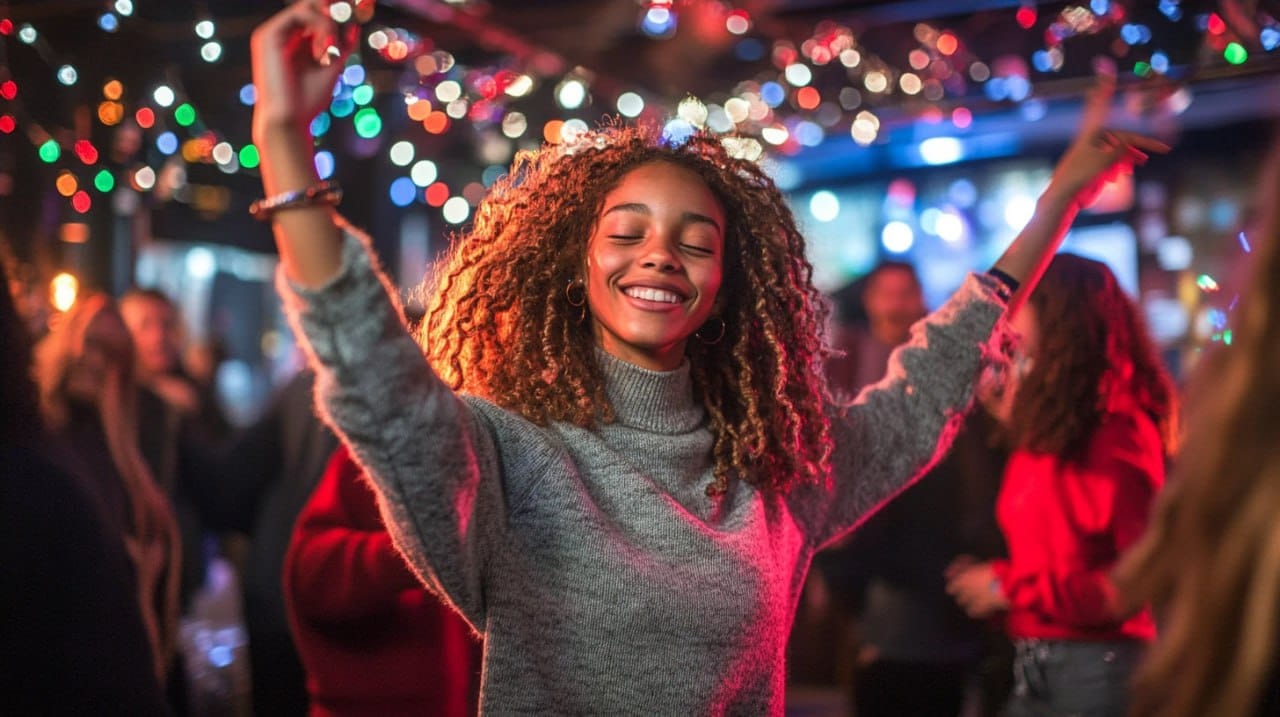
[[212, 141, 234, 165], [724, 97, 750, 124], [153, 85, 176, 107], [445, 99, 468, 118], [706, 105, 732, 133], [504, 74, 533, 97], [368, 30, 389, 50], [677, 97, 708, 127], [410, 160, 437, 187], [617, 92, 645, 118], [851, 111, 879, 146], [936, 210, 966, 243], [919, 137, 964, 165], [1004, 195, 1036, 231], [201, 41, 223, 63], [434, 80, 462, 103], [864, 71, 888, 93], [882, 221, 915, 253], [194, 20, 216, 39], [389, 141, 415, 166], [839, 49, 861, 68], [1156, 235, 1193, 270], [57, 65, 78, 86], [185, 247, 216, 280], [501, 112, 528, 138], [761, 125, 788, 145], [442, 196, 470, 224], [560, 118, 589, 143], [809, 190, 840, 222], [328, 2, 353, 23], [557, 79, 587, 110], [114, 0, 134, 16], [18, 25, 37, 44], [784, 63, 813, 87], [134, 166, 156, 190]]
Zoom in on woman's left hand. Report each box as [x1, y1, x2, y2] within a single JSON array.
[[945, 557, 1009, 619]]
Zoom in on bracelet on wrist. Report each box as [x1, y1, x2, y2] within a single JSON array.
[[985, 268, 1021, 302], [249, 180, 343, 221]]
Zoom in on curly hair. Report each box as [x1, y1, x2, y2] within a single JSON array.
[[1009, 253, 1178, 462], [1115, 136, 1280, 717], [416, 123, 833, 495]]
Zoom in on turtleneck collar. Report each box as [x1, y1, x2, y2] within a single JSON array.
[[595, 349, 705, 435]]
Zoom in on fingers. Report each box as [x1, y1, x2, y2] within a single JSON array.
[[1078, 73, 1117, 136]]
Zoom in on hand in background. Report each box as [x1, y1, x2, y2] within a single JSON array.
[[945, 556, 1009, 619]]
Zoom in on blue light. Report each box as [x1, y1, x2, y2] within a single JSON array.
[[309, 113, 331, 137], [1091, 0, 1110, 14], [314, 150, 335, 179], [481, 164, 506, 187], [389, 177, 416, 207], [641, 7, 677, 38], [984, 77, 1009, 101], [330, 98, 355, 118], [1262, 27, 1280, 52], [918, 137, 964, 165], [735, 38, 765, 62], [760, 82, 785, 107], [342, 64, 366, 86], [1032, 50, 1053, 73], [156, 131, 178, 155], [794, 121, 824, 147], [1159, 0, 1182, 21], [1005, 76, 1031, 101], [239, 83, 256, 106], [1121, 24, 1142, 45], [661, 119, 695, 147], [1151, 51, 1170, 74], [209, 646, 233, 668], [98, 13, 119, 32]]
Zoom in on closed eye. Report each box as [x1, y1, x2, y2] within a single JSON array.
[[682, 244, 715, 256]]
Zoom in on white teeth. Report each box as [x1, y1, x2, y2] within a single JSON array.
[[624, 286, 682, 304]]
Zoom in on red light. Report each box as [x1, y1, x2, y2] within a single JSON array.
[[796, 86, 820, 110], [72, 190, 92, 213], [0, 116, 14, 134], [135, 107, 156, 128], [74, 140, 99, 165], [0, 19, 12, 36], [1015, 7, 1037, 29], [425, 182, 449, 207], [936, 33, 959, 56], [1207, 13, 1225, 35], [0, 81, 17, 100]]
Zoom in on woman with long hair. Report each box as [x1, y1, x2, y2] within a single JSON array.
[[1115, 141, 1280, 717], [947, 253, 1179, 717], [33, 294, 183, 682], [249, 2, 1163, 711]]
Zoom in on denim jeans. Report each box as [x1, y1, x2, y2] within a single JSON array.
[[1001, 638, 1145, 717]]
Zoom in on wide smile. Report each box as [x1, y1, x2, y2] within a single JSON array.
[[619, 283, 689, 311]]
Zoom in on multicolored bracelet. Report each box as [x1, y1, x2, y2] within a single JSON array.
[[249, 180, 343, 221]]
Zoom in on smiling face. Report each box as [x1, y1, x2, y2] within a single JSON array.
[[584, 160, 726, 371]]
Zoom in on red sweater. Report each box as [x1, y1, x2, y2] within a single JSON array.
[[991, 401, 1163, 642], [285, 446, 479, 717]]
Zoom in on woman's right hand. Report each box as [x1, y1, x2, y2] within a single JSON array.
[[250, 0, 358, 138]]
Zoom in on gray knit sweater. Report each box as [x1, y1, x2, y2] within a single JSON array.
[[279, 231, 1009, 715]]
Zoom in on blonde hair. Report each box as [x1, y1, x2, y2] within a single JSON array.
[[33, 294, 182, 679], [1116, 134, 1280, 717]]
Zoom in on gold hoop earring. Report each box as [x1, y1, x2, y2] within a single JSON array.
[[695, 316, 725, 345], [565, 278, 587, 324]]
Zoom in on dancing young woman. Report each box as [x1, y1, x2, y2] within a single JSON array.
[[250, 1, 1165, 711]]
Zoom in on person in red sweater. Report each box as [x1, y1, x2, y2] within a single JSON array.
[[285, 444, 479, 717], [946, 253, 1178, 717]]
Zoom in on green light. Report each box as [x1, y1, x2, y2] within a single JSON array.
[[1225, 42, 1248, 65], [1134, 61, 1151, 77], [38, 139, 60, 163], [93, 169, 114, 192], [352, 84, 374, 106], [1223, 329, 1233, 345], [174, 103, 196, 126], [353, 108, 382, 138], [238, 144, 260, 169]]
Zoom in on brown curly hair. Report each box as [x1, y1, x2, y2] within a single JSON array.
[[1115, 134, 1280, 717], [416, 123, 833, 495], [1009, 253, 1178, 462]]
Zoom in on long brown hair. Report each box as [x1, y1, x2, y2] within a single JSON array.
[[1009, 253, 1178, 462], [418, 123, 832, 495], [33, 294, 182, 679], [1116, 138, 1280, 717]]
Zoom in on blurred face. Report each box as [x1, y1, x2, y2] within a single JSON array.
[[585, 161, 726, 371], [66, 309, 131, 403], [863, 267, 925, 344], [121, 295, 179, 377]]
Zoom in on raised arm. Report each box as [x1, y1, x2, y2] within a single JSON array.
[[796, 77, 1168, 547], [250, 0, 355, 287]]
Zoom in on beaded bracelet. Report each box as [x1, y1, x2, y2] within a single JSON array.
[[249, 180, 343, 221]]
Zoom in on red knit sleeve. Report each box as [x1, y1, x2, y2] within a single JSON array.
[[285, 445, 424, 625]]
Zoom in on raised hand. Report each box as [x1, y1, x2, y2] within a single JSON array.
[[251, 0, 359, 136]]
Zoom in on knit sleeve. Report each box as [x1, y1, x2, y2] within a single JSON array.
[[276, 223, 505, 628], [793, 272, 1012, 549], [285, 445, 425, 626]]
